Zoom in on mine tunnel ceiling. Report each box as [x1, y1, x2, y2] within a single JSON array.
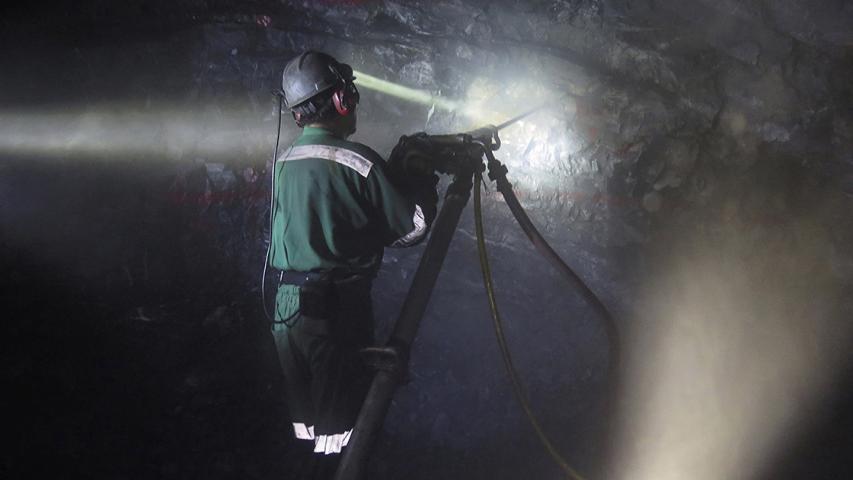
[[5, 0, 852, 204]]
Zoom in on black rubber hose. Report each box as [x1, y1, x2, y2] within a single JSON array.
[[486, 151, 621, 476], [474, 171, 588, 480], [486, 152, 621, 380]]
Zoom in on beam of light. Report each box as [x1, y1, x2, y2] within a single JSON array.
[[610, 215, 852, 480], [453, 76, 587, 200], [0, 70, 584, 221], [353, 69, 462, 112], [0, 101, 276, 160], [363, 70, 599, 222], [0, 69, 578, 168], [353, 69, 591, 204], [354, 69, 577, 132]]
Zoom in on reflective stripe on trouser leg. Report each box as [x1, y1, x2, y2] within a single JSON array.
[[293, 422, 315, 440], [305, 311, 372, 455], [313, 429, 353, 455], [272, 282, 374, 454]]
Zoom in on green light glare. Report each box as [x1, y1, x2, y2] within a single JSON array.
[[353, 69, 460, 112], [353, 69, 510, 127]]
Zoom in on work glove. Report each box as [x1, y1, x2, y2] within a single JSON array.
[[388, 133, 441, 221], [388, 133, 439, 176]]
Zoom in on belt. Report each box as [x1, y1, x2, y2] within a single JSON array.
[[278, 270, 372, 287], [278, 271, 331, 287], [276, 270, 373, 328]]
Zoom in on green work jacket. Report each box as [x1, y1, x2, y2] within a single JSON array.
[[270, 127, 427, 321]]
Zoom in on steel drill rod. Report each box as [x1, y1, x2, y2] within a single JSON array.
[[494, 94, 576, 131], [334, 172, 475, 480]]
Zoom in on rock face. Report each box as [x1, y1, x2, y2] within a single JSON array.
[[2, 1, 852, 480]]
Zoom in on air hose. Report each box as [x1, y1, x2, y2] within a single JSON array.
[[474, 171, 587, 480], [484, 151, 621, 376], [473, 152, 621, 480]]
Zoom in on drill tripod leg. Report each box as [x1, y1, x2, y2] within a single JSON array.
[[334, 171, 475, 480]]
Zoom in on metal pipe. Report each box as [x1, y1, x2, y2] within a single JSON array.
[[334, 171, 475, 480]]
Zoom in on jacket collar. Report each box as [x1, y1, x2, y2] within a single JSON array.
[[301, 125, 340, 139]]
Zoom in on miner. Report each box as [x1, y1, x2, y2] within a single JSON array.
[[267, 50, 438, 479]]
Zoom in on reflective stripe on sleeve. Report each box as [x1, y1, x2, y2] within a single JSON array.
[[390, 204, 427, 247], [277, 144, 373, 178]]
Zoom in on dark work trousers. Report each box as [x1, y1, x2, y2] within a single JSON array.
[[272, 276, 374, 480]]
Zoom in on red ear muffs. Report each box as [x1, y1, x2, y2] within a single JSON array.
[[332, 88, 349, 116], [332, 82, 359, 116]]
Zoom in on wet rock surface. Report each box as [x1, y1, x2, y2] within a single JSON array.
[[2, 1, 852, 479]]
